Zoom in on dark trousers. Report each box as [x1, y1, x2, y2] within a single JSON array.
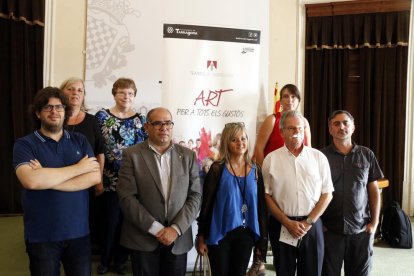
[[269, 215, 279, 266], [130, 244, 187, 276], [270, 217, 324, 276], [323, 230, 374, 276], [25, 235, 91, 276], [89, 187, 103, 253], [99, 191, 128, 266], [207, 227, 255, 276]]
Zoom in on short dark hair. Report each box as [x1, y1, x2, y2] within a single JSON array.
[[111, 78, 137, 96], [280, 84, 301, 102], [29, 87, 72, 130], [328, 110, 354, 126]]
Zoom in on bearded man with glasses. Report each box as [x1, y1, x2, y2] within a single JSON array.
[[13, 87, 101, 276], [117, 107, 202, 276]]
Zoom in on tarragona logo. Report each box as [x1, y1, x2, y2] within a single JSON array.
[[207, 60, 217, 71]]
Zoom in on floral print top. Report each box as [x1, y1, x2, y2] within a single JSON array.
[[95, 109, 147, 191]]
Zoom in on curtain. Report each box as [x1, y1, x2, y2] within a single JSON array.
[[0, 0, 44, 214], [304, 11, 409, 206], [304, 48, 349, 149], [358, 46, 408, 205]]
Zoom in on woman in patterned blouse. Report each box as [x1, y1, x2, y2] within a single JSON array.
[[95, 78, 147, 275]]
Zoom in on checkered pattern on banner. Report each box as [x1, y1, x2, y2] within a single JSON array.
[[86, 16, 118, 70]]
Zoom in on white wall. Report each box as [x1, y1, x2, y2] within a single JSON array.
[[268, 1, 299, 114], [403, 3, 414, 215], [44, 0, 87, 86]]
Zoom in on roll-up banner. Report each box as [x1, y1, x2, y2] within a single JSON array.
[[163, 23, 261, 163]]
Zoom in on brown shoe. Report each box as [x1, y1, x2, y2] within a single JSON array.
[[246, 257, 266, 276]]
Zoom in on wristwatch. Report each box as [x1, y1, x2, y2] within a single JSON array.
[[306, 217, 314, 225]]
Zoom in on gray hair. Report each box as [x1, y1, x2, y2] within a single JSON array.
[[279, 110, 305, 130]]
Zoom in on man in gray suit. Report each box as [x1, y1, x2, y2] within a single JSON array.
[[117, 107, 202, 276]]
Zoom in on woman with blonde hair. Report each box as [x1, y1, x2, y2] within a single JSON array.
[[196, 122, 268, 276], [60, 77, 105, 254], [60, 78, 105, 186]]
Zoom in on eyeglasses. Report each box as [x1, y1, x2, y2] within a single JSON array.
[[116, 91, 135, 98], [148, 120, 174, 129], [41, 104, 66, 112], [225, 122, 245, 128], [284, 126, 304, 132]]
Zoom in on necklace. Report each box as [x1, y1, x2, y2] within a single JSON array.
[[229, 162, 248, 227], [68, 110, 81, 132]]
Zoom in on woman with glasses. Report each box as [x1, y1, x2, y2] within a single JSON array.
[[248, 84, 312, 275], [196, 122, 268, 276], [95, 78, 148, 275]]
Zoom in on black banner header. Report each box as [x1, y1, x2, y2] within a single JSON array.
[[163, 24, 261, 44]]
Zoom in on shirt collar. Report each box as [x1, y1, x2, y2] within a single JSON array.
[[148, 141, 174, 155], [34, 129, 70, 142], [284, 144, 306, 157], [330, 142, 358, 155]]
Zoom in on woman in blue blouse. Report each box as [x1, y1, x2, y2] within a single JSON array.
[[196, 122, 268, 276], [95, 78, 147, 275]]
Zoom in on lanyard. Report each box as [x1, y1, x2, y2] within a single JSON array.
[[229, 162, 248, 226]]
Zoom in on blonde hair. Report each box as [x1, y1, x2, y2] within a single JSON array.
[[216, 122, 251, 165], [59, 77, 87, 111]]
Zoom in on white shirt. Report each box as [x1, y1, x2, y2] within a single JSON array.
[[147, 143, 181, 236], [262, 145, 334, 217], [150, 145, 172, 207]]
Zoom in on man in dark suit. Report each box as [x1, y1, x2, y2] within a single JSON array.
[[117, 107, 202, 276]]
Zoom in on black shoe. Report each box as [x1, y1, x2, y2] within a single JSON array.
[[97, 264, 109, 275], [114, 264, 128, 275]]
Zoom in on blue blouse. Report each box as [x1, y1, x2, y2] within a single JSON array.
[[206, 165, 260, 245]]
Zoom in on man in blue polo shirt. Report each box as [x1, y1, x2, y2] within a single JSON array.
[[13, 87, 101, 276]]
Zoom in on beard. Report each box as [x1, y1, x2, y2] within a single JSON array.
[[41, 121, 63, 133]]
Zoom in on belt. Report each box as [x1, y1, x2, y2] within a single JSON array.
[[288, 216, 307, 221]]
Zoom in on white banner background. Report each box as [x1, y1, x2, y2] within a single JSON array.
[[163, 24, 261, 148]]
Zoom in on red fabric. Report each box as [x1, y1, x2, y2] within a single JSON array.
[[263, 113, 284, 157]]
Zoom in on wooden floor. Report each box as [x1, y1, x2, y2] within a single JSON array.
[[1, 216, 413, 276]]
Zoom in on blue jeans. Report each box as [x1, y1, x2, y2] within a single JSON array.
[[25, 235, 91, 276]]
